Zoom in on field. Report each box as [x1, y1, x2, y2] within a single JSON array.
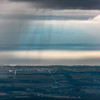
[[0, 65, 100, 100]]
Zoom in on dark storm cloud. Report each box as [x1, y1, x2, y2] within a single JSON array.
[[10, 0, 100, 10]]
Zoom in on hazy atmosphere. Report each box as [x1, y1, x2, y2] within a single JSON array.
[[0, 0, 100, 65]]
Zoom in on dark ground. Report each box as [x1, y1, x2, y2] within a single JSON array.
[[0, 65, 100, 100]]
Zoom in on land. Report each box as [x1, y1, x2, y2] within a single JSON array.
[[0, 65, 100, 100]]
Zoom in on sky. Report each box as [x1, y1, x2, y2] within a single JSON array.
[[0, 0, 100, 65]]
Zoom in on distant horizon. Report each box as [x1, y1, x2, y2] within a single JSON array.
[[0, 64, 100, 67]]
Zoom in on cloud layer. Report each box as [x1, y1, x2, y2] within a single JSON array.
[[10, 0, 100, 10]]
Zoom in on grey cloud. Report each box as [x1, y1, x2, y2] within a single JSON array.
[[10, 0, 100, 10], [0, 1, 100, 20]]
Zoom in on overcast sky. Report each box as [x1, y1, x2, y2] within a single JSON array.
[[0, 0, 100, 65]]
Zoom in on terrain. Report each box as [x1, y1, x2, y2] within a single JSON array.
[[0, 65, 100, 100]]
